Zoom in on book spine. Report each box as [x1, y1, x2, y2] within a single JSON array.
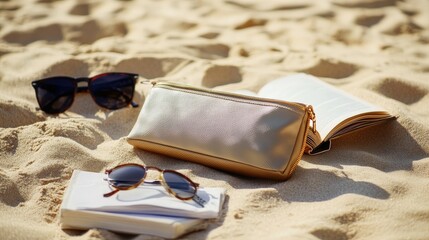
[[60, 170, 81, 215]]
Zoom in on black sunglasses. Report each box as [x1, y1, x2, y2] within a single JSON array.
[[32, 72, 139, 114]]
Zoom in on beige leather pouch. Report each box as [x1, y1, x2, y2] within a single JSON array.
[[127, 82, 316, 180]]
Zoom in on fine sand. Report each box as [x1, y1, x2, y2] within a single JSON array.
[[1, 0, 429, 239]]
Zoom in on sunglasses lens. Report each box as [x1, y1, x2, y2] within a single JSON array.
[[108, 165, 146, 188], [33, 77, 75, 114], [90, 73, 135, 110], [163, 171, 196, 199]]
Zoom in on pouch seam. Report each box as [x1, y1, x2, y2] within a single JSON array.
[[286, 110, 310, 177], [127, 137, 287, 173]]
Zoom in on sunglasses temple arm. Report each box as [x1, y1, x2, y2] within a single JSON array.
[[131, 101, 139, 108], [103, 189, 120, 197], [192, 194, 206, 207]]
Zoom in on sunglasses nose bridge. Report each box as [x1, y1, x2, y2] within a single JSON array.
[[145, 166, 163, 180], [76, 77, 90, 92]]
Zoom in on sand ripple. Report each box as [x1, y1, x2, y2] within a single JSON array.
[[1, 0, 429, 239]]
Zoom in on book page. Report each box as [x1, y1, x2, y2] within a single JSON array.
[[61, 209, 207, 238], [257, 74, 390, 140]]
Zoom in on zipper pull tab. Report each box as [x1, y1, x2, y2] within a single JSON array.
[[140, 79, 159, 86], [307, 105, 316, 133]]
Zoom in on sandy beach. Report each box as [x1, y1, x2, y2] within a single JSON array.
[[1, 0, 429, 239]]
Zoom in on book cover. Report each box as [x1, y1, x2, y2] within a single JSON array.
[[60, 170, 226, 238]]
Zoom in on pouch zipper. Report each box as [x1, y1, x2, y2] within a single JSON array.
[[152, 81, 308, 113], [154, 81, 316, 133]]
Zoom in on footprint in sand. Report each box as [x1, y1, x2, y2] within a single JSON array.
[[227, 0, 310, 11], [184, 43, 230, 60], [64, 19, 127, 44], [0, 171, 25, 207], [311, 228, 350, 240], [68, 2, 91, 16], [0, 49, 89, 80], [370, 77, 427, 105], [303, 59, 358, 79], [332, 0, 397, 8], [355, 13, 385, 27], [234, 18, 267, 30], [199, 32, 220, 39], [115, 57, 192, 79], [42, 58, 89, 78], [3, 18, 127, 45], [2, 23, 63, 45], [202, 65, 242, 88]]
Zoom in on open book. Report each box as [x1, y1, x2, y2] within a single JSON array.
[[60, 170, 226, 239], [235, 74, 394, 154]]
